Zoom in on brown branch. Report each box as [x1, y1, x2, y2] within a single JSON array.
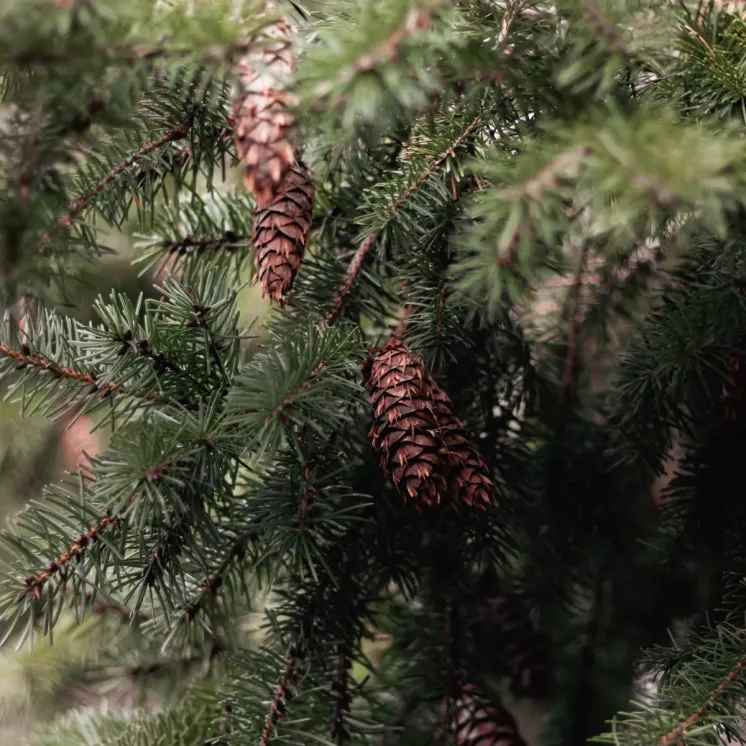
[[298, 464, 316, 537], [437, 283, 447, 329], [183, 537, 249, 623], [85, 591, 149, 623], [0, 340, 176, 407], [326, 113, 484, 325], [37, 107, 198, 254], [159, 231, 249, 256], [260, 642, 300, 746], [560, 240, 591, 407], [64, 109, 196, 222], [658, 655, 746, 746], [381, 695, 420, 746], [6, 39, 254, 69], [21, 442, 212, 599], [0, 342, 121, 397], [314, 0, 441, 100], [329, 648, 352, 744], [326, 234, 377, 325], [22, 493, 136, 599]]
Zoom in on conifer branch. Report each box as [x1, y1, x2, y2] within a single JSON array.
[[183, 537, 249, 623], [260, 642, 300, 746], [314, 0, 441, 100], [657, 655, 746, 746], [5, 39, 254, 68], [17, 434, 229, 602], [328, 648, 352, 744], [22, 495, 133, 600], [326, 113, 484, 324], [560, 240, 592, 408], [156, 232, 249, 257], [0, 342, 107, 392], [37, 106, 198, 254], [298, 464, 316, 537], [63, 107, 197, 222], [87, 592, 149, 623]]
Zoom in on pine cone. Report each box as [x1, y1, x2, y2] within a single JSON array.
[[233, 13, 296, 202], [424, 374, 493, 509], [252, 163, 314, 303], [366, 339, 447, 506], [450, 684, 526, 746], [475, 594, 552, 699]]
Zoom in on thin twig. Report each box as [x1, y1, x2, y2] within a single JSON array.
[[560, 240, 591, 407], [314, 0, 441, 100], [326, 114, 484, 324], [37, 106, 197, 254], [329, 648, 352, 743], [22, 493, 136, 599], [5, 39, 254, 68], [658, 655, 746, 746], [381, 696, 420, 746], [298, 464, 316, 537], [260, 643, 300, 746], [183, 537, 250, 622]]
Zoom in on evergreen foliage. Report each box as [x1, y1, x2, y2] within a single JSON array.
[[4, 0, 746, 745]]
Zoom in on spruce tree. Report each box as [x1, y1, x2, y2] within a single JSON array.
[[3, 0, 746, 744]]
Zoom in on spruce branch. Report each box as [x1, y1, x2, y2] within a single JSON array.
[[259, 641, 300, 746], [4, 39, 256, 69], [38, 105, 198, 254], [183, 537, 250, 623], [327, 113, 484, 324], [657, 656, 746, 746], [21, 494, 134, 601], [0, 341, 108, 393], [313, 0, 441, 101], [328, 647, 352, 744], [560, 239, 592, 409]]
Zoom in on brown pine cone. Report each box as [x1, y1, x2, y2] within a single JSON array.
[[424, 374, 493, 509], [252, 163, 314, 303], [233, 14, 296, 203], [366, 339, 447, 506], [450, 684, 526, 746], [472, 594, 552, 699]]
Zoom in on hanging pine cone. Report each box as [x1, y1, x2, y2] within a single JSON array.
[[424, 374, 493, 509], [468, 593, 552, 699], [233, 12, 296, 203], [450, 684, 526, 746], [251, 162, 314, 303], [366, 338, 447, 506]]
